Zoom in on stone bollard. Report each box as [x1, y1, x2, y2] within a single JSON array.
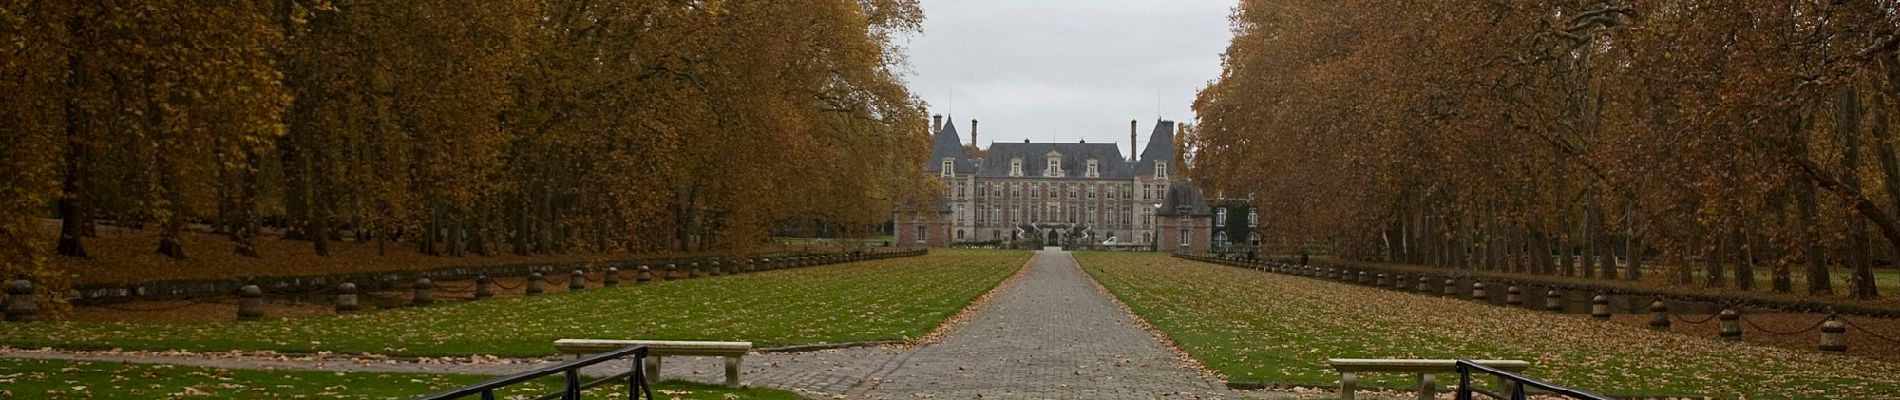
[[1718, 308, 1742, 341], [604, 267, 620, 287], [413, 278, 435, 306], [1648, 298, 1670, 331], [1820, 316, 1847, 353], [527, 272, 545, 296], [761, 258, 774, 271], [569, 269, 586, 291], [1505, 286, 1521, 306], [1394, 275, 1407, 290], [1357, 271, 1367, 284], [335, 282, 360, 314], [475, 275, 495, 299], [1376, 274, 1388, 287], [1545, 290, 1563, 312], [1591, 294, 1611, 320], [689, 263, 702, 278], [710, 261, 724, 276], [1471, 282, 1487, 301], [1443, 279, 1459, 296], [1418, 277, 1431, 293], [5, 279, 37, 322], [637, 265, 652, 283], [237, 284, 265, 321], [664, 264, 677, 280]]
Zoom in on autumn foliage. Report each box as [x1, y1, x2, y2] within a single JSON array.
[[1193, 1, 1900, 298], [0, 1, 934, 294]]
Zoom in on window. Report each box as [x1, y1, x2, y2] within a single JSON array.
[[1179, 228, 1190, 247], [1046, 159, 1061, 176], [1156, 161, 1169, 179], [956, 229, 965, 240], [1215, 208, 1227, 227], [956, 183, 966, 199], [1010, 159, 1023, 177], [1143, 185, 1153, 200], [941, 159, 955, 177], [1011, 184, 1021, 198], [1031, 185, 1041, 199], [1249, 211, 1258, 227], [915, 226, 927, 243], [1086, 159, 1099, 178], [956, 204, 966, 223], [1214, 232, 1227, 249], [1068, 186, 1078, 199], [1087, 186, 1096, 199], [1250, 232, 1261, 246]]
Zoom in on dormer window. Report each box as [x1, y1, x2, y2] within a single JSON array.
[[941, 158, 955, 177], [1155, 161, 1169, 179], [1009, 158, 1023, 177], [1085, 159, 1099, 178], [1044, 152, 1063, 177]]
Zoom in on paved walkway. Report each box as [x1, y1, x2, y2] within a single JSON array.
[[3, 249, 1282, 399]]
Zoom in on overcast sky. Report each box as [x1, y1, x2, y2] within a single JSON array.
[[900, 0, 1235, 157]]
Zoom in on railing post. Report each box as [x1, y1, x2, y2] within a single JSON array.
[[1545, 289, 1563, 312], [688, 262, 701, 278], [1418, 277, 1431, 293], [1591, 294, 1610, 320], [710, 261, 723, 276], [1505, 286, 1521, 306], [1471, 282, 1487, 302], [1648, 297, 1670, 331], [1443, 279, 1458, 296], [413, 278, 434, 306], [335, 282, 360, 314], [1376, 274, 1388, 287], [664, 264, 677, 281], [527, 273, 544, 296], [637, 265, 652, 283], [237, 284, 264, 321], [4, 279, 35, 322], [1719, 307, 1742, 341], [475, 275, 494, 299], [1358, 271, 1368, 284], [604, 267, 620, 287], [569, 269, 586, 291], [1820, 315, 1846, 353]]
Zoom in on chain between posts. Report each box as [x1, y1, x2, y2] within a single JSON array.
[[1741, 315, 1830, 336], [1840, 318, 1900, 345]]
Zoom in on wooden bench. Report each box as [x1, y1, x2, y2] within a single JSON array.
[[1327, 358, 1531, 400], [554, 339, 752, 387]]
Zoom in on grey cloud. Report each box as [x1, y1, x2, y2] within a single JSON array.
[[902, 0, 1234, 153]]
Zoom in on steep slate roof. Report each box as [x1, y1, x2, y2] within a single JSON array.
[[924, 118, 978, 173], [1157, 181, 1211, 216], [976, 142, 1131, 179], [1133, 119, 1176, 177]]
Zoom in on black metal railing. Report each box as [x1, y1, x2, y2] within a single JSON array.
[[415, 345, 652, 400], [1455, 360, 1613, 400]]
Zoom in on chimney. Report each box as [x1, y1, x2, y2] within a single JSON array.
[[1129, 119, 1138, 160], [932, 115, 943, 133], [970, 119, 978, 145]]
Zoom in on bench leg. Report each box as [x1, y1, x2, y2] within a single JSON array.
[[724, 356, 741, 387], [643, 356, 662, 384], [1497, 375, 1516, 399], [1417, 373, 1436, 400], [1338, 372, 1356, 400]]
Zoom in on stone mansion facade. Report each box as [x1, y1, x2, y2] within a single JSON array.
[[895, 117, 1213, 252]]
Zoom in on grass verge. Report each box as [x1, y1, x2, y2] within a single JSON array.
[[1078, 251, 1900, 399], [1, 249, 1029, 357], [0, 358, 799, 399]]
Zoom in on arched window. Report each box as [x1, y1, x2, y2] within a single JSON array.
[[1214, 232, 1227, 249]]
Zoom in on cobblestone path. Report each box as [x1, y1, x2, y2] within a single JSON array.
[[664, 248, 1270, 399]]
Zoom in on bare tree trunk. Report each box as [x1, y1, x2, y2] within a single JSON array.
[[1839, 88, 1877, 299]]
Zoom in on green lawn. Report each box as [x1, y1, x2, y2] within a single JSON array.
[[0, 358, 799, 399], [1078, 252, 1900, 399], [0, 249, 1028, 357]]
